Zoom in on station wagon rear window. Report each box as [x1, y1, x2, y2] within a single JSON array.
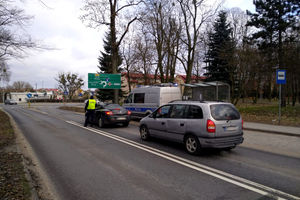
[[210, 104, 240, 120]]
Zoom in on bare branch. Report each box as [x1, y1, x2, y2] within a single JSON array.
[[116, 0, 143, 13], [117, 17, 137, 47]]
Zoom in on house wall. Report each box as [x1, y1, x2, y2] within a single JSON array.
[[10, 92, 54, 103]]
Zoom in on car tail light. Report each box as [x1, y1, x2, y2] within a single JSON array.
[[207, 120, 216, 133], [242, 119, 244, 130], [127, 111, 131, 115], [105, 111, 113, 115]]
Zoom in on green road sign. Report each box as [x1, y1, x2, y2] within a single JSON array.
[[88, 73, 121, 89]]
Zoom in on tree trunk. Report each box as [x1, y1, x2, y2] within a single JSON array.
[[127, 72, 131, 92], [110, 2, 119, 104]]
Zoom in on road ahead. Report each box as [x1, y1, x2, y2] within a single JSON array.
[[2, 103, 300, 200]]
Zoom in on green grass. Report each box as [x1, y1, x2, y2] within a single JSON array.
[[59, 106, 85, 113], [236, 104, 300, 126], [0, 110, 14, 148], [0, 110, 31, 200]]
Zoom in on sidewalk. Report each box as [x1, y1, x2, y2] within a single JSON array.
[[243, 122, 300, 137]]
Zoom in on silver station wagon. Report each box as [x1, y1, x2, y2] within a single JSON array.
[[139, 101, 244, 155]]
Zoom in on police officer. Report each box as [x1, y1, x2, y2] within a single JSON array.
[[84, 96, 96, 127]]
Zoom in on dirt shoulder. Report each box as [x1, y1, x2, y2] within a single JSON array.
[[0, 108, 58, 200]]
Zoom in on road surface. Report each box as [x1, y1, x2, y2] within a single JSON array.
[[2, 103, 300, 200]]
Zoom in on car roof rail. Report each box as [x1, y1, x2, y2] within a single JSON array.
[[168, 99, 183, 103]]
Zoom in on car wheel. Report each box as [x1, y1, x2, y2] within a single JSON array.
[[123, 122, 129, 127], [140, 125, 150, 141], [185, 135, 201, 155], [98, 116, 105, 128]]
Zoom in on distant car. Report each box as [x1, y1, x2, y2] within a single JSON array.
[[139, 101, 244, 155], [89, 103, 131, 127], [4, 99, 17, 105]]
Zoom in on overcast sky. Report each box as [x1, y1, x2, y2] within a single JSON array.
[[7, 0, 255, 90]]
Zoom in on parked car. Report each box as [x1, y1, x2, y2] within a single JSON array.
[[89, 103, 131, 127], [4, 99, 17, 105], [123, 85, 181, 119], [139, 101, 244, 155]]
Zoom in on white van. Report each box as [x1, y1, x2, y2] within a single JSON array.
[[124, 86, 182, 118]]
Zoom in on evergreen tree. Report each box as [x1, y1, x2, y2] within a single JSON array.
[[204, 11, 234, 84], [246, 0, 300, 105], [96, 31, 125, 102]]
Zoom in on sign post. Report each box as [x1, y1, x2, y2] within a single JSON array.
[[63, 91, 68, 106], [276, 70, 286, 124], [26, 93, 32, 108], [88, 73, 121, 89]]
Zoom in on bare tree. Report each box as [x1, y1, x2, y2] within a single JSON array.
[[227, 7, 250, 46], [55, 72, 84, 100], [226, 8, 251, 104], [0, 60, 10, 83], [121, 35, 139, 92], [139, 0, 181, 83], [0, 60, 10, 102], [134, 32, 155, 85], [0, 0, 38, 59], [81, 0, 142, 103], [176, 0, 221, 86], [164, 16, 181, 83], [10, 81, 33, 92]]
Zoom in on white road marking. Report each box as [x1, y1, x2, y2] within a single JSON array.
[[66, 120, 300, 200]]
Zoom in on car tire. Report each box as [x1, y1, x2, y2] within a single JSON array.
[[140, 125, 150, 141], [123, 122, 129, 127], [185, 135, 201, 155], [98, 116, 105, 128]]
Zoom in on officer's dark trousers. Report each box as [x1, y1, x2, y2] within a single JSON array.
[[84, 110, 95, 127]]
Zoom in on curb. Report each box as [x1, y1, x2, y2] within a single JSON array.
[[243, 127, 300, 138]]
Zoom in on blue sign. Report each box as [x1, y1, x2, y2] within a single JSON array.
[[276, 70, 286, 84], [64, 91, 68, 95], [27, 93, 32, 98]]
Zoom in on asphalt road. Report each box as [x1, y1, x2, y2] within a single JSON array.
[[2, 103, 300, 200]]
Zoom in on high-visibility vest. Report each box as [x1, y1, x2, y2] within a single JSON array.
[[87, 99, 96, 110]]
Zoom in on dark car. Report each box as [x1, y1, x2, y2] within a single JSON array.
[[90, 103, 131, 127], [4, 99, 17, 105]]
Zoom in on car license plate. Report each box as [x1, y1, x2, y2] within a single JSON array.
[[226, 126, 238, 131], [117, 117, 126, 120]]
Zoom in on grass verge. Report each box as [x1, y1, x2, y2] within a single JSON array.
[[59, 106, 84, 113], [237, 104, 300, 127], [0, 109, 31, 200]]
